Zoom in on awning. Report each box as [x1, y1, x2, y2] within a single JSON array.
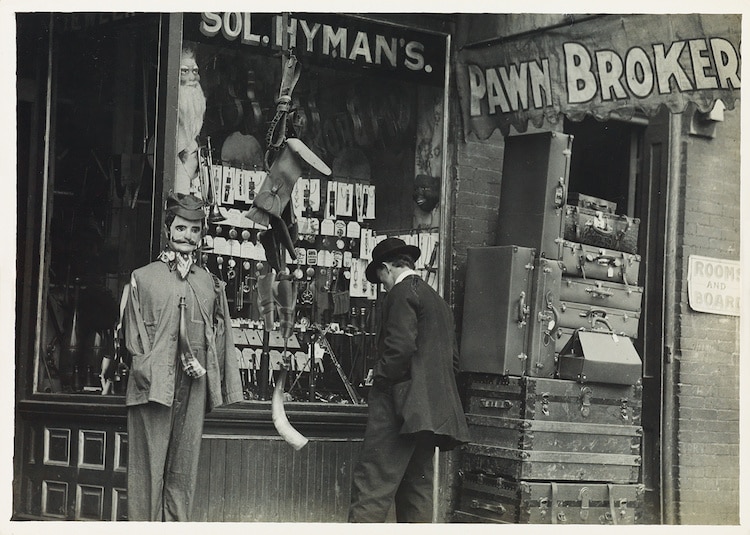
[[456, 14, 741, 139]]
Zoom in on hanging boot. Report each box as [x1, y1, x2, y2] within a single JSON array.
[[256, 271, 277, 331]]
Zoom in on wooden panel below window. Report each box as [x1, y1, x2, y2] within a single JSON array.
[[76, 484, 105, 520], [41, 480, 67, 518], [193, 436, 363, 522]]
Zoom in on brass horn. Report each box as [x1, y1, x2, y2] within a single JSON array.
[[200, 137, 226, 224]]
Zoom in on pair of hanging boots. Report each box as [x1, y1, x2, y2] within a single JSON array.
[[256, 270, 298, 343]]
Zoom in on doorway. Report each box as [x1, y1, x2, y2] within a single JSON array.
[[564, 115, 664, 524]]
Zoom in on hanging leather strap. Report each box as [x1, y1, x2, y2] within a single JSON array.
[[608, 483, 619, 525], [265, 14, 302, 167], [265, 52, 301, 166], [550, 482, 559, 524]]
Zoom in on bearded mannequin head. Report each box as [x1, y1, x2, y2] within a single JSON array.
[[175, 45, 207, 194]]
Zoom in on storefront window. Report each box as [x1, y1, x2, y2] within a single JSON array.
[[178, 13, 449, 403], [34, 14, 161, 394]]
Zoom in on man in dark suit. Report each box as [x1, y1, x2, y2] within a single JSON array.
[[348, 238, 469, 522]]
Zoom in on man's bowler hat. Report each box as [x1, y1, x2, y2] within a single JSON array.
[[365, 237, 421, 284]]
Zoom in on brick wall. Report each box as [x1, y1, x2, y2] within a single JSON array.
[[674, 103, 741, 524], [451, 129, 506, 339]]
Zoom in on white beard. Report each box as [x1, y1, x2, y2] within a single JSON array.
[[177, 83, 206, 154]]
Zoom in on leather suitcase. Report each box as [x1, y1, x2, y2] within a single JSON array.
[[567, 192, 617, 214], [563, 205, 640, 254], [454, 472, 644, 524], [460, 246, 537, 376], [464, 374, 642, 427], [558, 301, 640, 338], [561, 277, 643, 313], [558, 329, 642, 385], [495, 132, 573, 260], [526, 257, 562, 378], [465, 415, 642, 456], [560, 240, 641, 285], [555, 326, 576, 354], [462, 443, 641, 483]]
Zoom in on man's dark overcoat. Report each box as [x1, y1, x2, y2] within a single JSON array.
[[373, 275, 469, 450]]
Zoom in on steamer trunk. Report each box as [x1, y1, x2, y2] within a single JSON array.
[[461, 443, 642, 483], [460, 246, 536, 376], [463, 374, 642, 427], [453, 471, 644, 524], [494, 132, 573, 260], [465, 415, 643, 456]]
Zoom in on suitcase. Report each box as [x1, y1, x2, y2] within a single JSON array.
[[567, 192, 617, 214], [563, 205, 640, 253], [460, 246, 537, 376], [495, 132, 573, 260], [454, 471, 644, 524], [558, 301, 640, 338], [561, 277, 643, 312], [526, 257, 562, 378], [464, 374, 642, 427], [462, 443, 641, 483], [555, 326, 576, 354], [560, 240, 641, 285], [558, 329, 643, 385], [465, 414, 642, 456]]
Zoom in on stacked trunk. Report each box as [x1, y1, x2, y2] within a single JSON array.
[[454, 132, 645, 524]]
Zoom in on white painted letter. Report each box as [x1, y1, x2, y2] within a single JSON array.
[[200, 12, 222, 37], [322, 25, 347, 57], [468, 64, 486, 116], [564, 43, 597, 104], [625, 47, 654, 98], [375, 35, 398, 67], [529, 58, 553, 108], [486, 68, 511, 114], [689, 39, 718, 90], [653, 41, 692, 94], [404, 41, 425, 71], [349, 31, 373, 63], [241, 13, 261, 45], [595, 50, 627, 101], [710, 38, 741, 89], [300, 20, 321, 52]]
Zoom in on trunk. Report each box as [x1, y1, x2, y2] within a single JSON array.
[[454, 472, 644, 524]]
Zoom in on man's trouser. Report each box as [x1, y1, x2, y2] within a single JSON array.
[[348, 386, 435, 523], [127, 368, 207, 521]]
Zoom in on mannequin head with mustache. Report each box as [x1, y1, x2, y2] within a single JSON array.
[[165, 211, 204, 254]]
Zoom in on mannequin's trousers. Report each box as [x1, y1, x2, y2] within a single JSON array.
[[127, 370, 206, 521]]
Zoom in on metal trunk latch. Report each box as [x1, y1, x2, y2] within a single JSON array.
[[579, 386, 593, 418], [620, 398, 630, 420], [554, 176, 566, 209], [541, 393, 550, 416], [518, 291, 530, 326], [619, 498, 629, 520], [578, 487, 590, 521], [471, 499, 506, 516], [538, 496, 549, 519]]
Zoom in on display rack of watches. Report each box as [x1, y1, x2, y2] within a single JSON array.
[[198, 143, 438, 403]]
